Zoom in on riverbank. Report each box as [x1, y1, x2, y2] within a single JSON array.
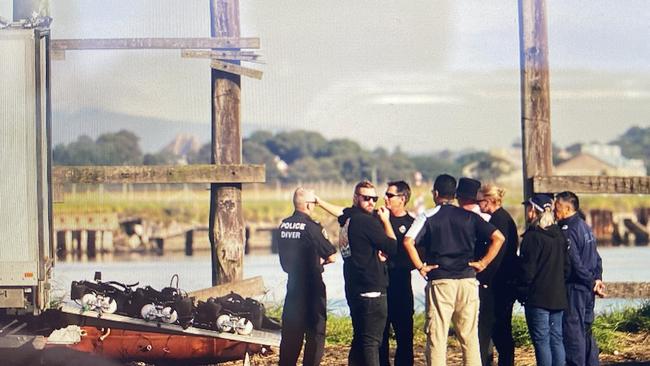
[[53, 249, 650, 315], [226, 334, 650, 366]]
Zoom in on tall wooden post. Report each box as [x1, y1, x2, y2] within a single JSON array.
[[518, 0, 552, 199], [209, 0, 244, 285]]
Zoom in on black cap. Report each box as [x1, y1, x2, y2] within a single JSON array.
[[522, 194, 554, 212], [456, 177, 481, 201]]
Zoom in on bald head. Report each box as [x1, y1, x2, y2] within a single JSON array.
[[293, 187, 317, 213]]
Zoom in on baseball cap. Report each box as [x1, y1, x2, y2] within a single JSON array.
[[522, 194, 553, 212]]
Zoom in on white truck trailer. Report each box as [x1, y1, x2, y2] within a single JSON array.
[[0, 26, 53, 316]]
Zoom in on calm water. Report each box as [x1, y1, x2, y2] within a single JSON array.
[[53, 247, 649, 315]]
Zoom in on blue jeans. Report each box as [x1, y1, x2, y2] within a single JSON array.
[[525, 306, 565, 366]]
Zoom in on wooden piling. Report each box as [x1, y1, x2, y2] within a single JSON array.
[[56, 231, 66, 258], [590, 209, 614, 245], [87, 230, 97, 258], [185, 230, 194, 256], [518, 0, 552, 200], [209, 0, 245, 285]]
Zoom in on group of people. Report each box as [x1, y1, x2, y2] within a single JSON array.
[[276, 173, 604, 366]]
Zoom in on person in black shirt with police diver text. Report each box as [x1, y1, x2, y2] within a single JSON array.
[[379, 181, 416, 366], [278, 188, 337, 366]]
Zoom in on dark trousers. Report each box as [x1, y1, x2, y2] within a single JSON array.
[[563, 284, 599, 366], [492, 286, 516, 366], [478, 285, 496, 366], [279, 277, 327, 366], [348, 294, 388, 366], [478, 285, 516, 366], [379, 269, 414, 366]]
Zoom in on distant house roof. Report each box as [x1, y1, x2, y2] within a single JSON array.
[[555, 152, 646, 176], [555, 153, 615, 176]]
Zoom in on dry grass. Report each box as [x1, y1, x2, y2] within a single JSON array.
[[226, 335, 650, 366]]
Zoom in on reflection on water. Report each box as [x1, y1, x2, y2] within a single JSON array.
[[53, 247, 650, 315]]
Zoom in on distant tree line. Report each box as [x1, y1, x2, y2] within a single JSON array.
[[53, 130, 143, 165], [52, 126, 650, 183], [611, 126, 650, 173]]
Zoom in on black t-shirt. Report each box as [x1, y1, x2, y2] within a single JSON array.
[[388, 213, 415, 270], [406, 204, 497, 281], [476, 207, 519, 287], [278, 211, 337, 283]]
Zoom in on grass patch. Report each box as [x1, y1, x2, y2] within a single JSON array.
[[512, 315, 531, 347], [262, 302, 650, 353], [508, 302, 650, 354], [326, 315, 355, 345], [593, 301, 650, 353]]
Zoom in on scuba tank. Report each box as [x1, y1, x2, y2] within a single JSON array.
[[130, 274, 193, 326], [70, 272, 138, 315]]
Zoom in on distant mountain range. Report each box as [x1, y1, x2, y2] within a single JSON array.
[[162, 133, 202, 156]]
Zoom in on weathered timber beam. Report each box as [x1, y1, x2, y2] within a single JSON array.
[[52, 164, 265, 184], [534, 176, 650, 194], [210, 59, 263, 80], [181, 49, 262, 62], [605, 282, 650, 299], [188, 276, 266, 302], [51, 37, 260, 51]]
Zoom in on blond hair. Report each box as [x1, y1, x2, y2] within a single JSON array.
[[479, 183, 506, 206], [530, 206, 555, 229], [354, 180, 375, 195]]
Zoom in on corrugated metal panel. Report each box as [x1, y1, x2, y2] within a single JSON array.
[[0, 29, 41, 286]]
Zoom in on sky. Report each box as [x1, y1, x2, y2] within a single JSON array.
[[1, 0, 649, 153]]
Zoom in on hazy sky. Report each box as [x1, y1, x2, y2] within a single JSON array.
[[2, 0, 649, 153]]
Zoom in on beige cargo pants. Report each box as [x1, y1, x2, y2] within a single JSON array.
[[424, 278, 481, 366]]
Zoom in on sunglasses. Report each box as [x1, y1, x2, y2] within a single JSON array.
[[359, 194, 379, 203], [385, 192, 403, 199]]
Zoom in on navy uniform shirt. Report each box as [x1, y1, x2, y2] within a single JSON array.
[[405, 204, 497, 281], [559, 213, 603, 291], [278, 211, 337, 282]]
